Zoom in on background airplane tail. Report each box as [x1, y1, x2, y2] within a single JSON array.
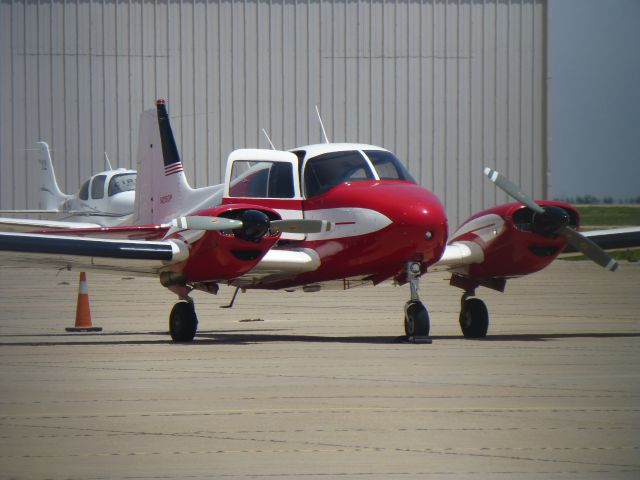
[[37, 141, 70, 211], [134, 99, 222, 225]]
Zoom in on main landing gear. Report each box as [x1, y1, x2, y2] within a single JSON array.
[[404, 262, 431, 342], [169, 300, 198, 342], [458, 292, 489, 338]]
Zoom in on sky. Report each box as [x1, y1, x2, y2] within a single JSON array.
[[549, 0, 640, 200]]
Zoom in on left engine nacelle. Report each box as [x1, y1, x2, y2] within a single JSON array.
[[166, 204, 283, 284]]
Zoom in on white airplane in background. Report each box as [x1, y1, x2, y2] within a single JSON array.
[[0, 142, 137, 230], [1, 105, 229, 232]]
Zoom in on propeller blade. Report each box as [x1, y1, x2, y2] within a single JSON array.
[[484, 167, 545, 214], [270, 219, 332, 234], [559, 226, 619, 272], [484, 167, 619, 272], [170, 216, 243, 231]]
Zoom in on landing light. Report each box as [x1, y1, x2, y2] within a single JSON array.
[[424, 231, 433, 240]]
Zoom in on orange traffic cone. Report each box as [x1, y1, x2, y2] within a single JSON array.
[[66, 272, 102, 332]]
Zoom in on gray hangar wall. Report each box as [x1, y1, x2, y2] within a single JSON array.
[[0, 0, 547, 228]]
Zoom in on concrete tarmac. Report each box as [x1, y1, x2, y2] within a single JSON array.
[[0, 261, 639, 479]]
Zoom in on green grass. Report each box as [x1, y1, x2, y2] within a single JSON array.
[[574, 205, 640, 228]]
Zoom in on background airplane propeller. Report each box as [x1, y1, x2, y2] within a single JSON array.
[[484, 167, 619, 272]]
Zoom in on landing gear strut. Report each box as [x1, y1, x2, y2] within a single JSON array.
[[404, 262, 430, 342], [459, 291, 489, 338], [169, 301, 198, 342]]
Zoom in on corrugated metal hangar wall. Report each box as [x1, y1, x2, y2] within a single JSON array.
[[0, 0, 547, 228]]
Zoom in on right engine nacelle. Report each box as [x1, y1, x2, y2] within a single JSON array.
[[449, 201, 579, 280]]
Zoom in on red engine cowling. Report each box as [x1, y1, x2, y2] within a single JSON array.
[[167, 204, 282, 283], [450, 201, 579, 280]]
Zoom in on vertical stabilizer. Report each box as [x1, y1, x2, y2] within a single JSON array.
[[37, 141, 70, 210], [134, 99, 196, 224]]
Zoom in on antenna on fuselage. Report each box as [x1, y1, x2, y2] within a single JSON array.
[[315, 105, 330, 144], [262, 128, 276, 150], [104, 152, 114, 171]]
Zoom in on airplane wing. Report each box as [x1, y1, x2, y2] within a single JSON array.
[[0, 231, 188, 275], [0, 217, 101, 232], [562, 226, 640, 253]]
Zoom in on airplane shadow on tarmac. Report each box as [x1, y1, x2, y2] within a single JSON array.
[[0, 330, 639, 347]]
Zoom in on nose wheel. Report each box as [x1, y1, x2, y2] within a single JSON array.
[[459, 294, 489, 338], [404, 300, 430, 337]]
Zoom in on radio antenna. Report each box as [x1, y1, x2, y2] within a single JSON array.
[[262, 128, 276, 150], [315, 105, 330, 144], [104, 152, 114, 170]]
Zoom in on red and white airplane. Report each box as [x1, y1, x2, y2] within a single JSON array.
[[0, 100, 638, 342]]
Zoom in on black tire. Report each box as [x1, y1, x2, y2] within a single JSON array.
[[404, 301, 430, 338], [169, 302, 198, 342], [459, 298, 489, 338]]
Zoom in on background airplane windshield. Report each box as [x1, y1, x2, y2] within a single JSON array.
[[108, 173, 137, 196]]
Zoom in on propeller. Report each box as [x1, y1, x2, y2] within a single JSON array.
[[169, 216, 243, 231], [484, 167, 619, 272], [167, 210, 332, 243]]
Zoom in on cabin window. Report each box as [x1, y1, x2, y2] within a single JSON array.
[[91, 175, 107, 199], [108, 173, 137, 196], [228, 161, 295, 199], [303, 151, 374, 198], [364, 150, 416, 182], [79, 180, 90, 200]]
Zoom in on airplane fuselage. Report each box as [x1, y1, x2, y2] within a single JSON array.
[[58, 169, 136, 225], [178, 144, 448, 290]]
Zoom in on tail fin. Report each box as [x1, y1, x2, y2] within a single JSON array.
[[134, 99, 222, 225], [37, 141, 70, 210]]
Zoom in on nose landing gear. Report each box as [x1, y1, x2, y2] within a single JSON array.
[[404, 262, 431, 343]]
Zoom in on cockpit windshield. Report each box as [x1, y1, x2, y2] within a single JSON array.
[[108, 173, 137, 196], [304, 151, 375, 198], [303, 149, 416, 197], [364, 150, 416, 182]]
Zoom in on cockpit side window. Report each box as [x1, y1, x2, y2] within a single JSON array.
[[304, 151, 374, 198], [108, 173, 137, 196], [79, 180, 90, 201], [364, 150, 416, 183], [228, 161, 295, 199], [90, 174, 107, 199]]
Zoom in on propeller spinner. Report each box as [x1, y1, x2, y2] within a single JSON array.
[[484, 167, 619, 272]]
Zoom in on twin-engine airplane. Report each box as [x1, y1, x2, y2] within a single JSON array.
[[0, 99, 638, 342], [0, 142, 137, 231]]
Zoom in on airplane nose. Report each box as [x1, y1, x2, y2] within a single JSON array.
[[396, 195, 448, 264], [367, 183, 447, 267], [111, 191, 135, 214]]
